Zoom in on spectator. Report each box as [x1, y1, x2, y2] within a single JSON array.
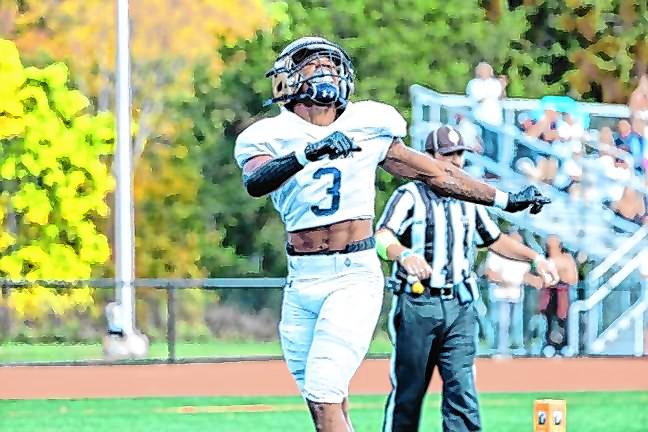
[[609, 186, 647, 228], [516, 156, 543, 183], [512, 111, 544, 181], [455, 113, 485, 178], [485, 230, 543, 355], [547, 111, 586, 191], [517, 111, 535, 133], [539, 236, 578, 357], [526, 105, 560, 143], [558, 112, 584, 141], [629, 74, 648, 122], [524, 106, 562, 183], [631, 115, 648, 139], [581, 127, 633, 204], [466, 62, 505, 160], [454, 113, 483, 154], [553, 146, 584, 193], [615, 119, 644, 169], [630, 117, 648, 174], [497, 74, 509, 98], [599, 125, 615, 147]]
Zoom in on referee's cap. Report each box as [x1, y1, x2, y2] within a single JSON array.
[[425, 125, 472, 155]]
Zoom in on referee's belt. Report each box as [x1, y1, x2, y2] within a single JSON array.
[[388, 278, 456, 299], [426, 286, 455, 298], [415, 284, 456, 299]]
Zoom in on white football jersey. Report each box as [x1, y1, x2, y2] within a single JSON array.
[[234, 100, 407, 232]]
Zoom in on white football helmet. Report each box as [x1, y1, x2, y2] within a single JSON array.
[[265, 36, 355, 108]]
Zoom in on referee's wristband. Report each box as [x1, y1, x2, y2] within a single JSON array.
[[493, 189, 509, 210], [530, 254, 542, 273], [376, 230, 399, 260], [397, 248, 414, 265]]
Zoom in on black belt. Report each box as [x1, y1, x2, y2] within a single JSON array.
[[425, 286, 455, 299], [107, 329, 125, 337], [286, 237, 375, 256]]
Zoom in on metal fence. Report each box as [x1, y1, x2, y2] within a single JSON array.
[[2, 277, 645, 366], [0, 278, 287, 366]]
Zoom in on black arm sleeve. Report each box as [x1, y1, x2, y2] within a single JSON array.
[[242, 152, 304, 197]]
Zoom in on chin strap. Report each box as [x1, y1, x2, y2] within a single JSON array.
[[263, 87, 348, 109]]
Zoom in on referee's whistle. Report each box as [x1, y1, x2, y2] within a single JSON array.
[[406, 275, 425, 294]]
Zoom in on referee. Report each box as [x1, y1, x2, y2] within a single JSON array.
[[376, 125, 558, 432]]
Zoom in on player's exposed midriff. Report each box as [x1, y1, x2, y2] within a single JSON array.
[[287, 218, 373, 253]]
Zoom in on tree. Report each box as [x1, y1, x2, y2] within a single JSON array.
[[0, 39, 114, 320], [1, 1, 283, 339], [506, 0, 648, 102], [3, 0, 273, 130], [1, 0, 276, 283]]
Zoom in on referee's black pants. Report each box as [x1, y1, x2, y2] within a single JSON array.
[[382, 291, 481, 432]]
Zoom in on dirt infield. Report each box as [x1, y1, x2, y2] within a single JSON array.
[[1, 357, 647, 399]]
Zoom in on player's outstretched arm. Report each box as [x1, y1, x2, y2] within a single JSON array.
[[381, 138, 496, 205], [381, 139, 550, 213]]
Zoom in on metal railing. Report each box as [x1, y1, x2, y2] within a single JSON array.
[[1, 280, 602, 363], [410, 85, 647, 193], [0, 278, 288, 366], [0, 278, 287, 289], [410, 83, 630, 156], [568, 237, 648, 356], [591, 277, 648, 356], [409, 85, 646, 251]]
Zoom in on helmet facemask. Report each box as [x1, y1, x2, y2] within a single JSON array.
[[265, 37, 355, 109]]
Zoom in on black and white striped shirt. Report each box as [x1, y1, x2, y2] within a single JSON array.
[[376, 181, 501, 288]]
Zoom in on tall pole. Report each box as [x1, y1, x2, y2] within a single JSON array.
[[115, 0, 135, 335]]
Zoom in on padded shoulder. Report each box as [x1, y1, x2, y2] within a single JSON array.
[[349, 100, 407, 138]]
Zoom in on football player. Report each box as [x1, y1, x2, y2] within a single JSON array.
[[234, 36, 550, 432]]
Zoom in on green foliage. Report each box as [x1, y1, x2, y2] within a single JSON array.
[[134, 142, 208, 278], [0, 39, 114, 319], [511, 0, 648, 102], [131, 136, 224, 335], [178, 64, 270, 278]]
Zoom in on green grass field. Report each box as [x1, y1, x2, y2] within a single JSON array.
[[0, 340, 284, 362], [0, 338, 393, 363], [1, 392, 646, 432]]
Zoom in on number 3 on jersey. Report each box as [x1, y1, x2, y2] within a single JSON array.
[[311, 167, 341, 216]]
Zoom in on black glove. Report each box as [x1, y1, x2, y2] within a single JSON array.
[[304, 131, 361, 162], [505, 186, 551, 214]]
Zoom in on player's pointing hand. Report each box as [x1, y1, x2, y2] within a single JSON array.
[[305, 131, 361, 161], [504, 186, 551, 214]]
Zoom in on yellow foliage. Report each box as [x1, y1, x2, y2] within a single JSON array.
[[0, 232, 16, 251], [133, 142, 205, 278], [0, 255, 23, 279], [0, 40, 114, 320], [0, 157, 17, 179], [1, 0, 277, 163], [0, 40, 26, 102], [0, 117, 25, 138], [0, 2, 279, 323], [4, 0, 274, 100]]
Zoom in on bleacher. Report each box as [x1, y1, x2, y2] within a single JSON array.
[[409, 84, 648, 356]]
